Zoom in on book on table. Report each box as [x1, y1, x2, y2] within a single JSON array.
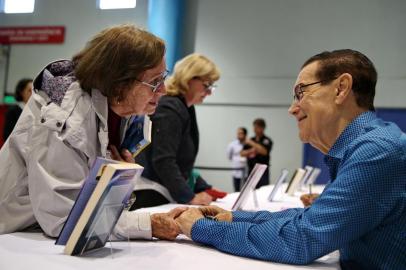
[[285, 168, 306, 196], [56, 157, 143, 256], [232, 163, 267, 211], [299, 165, 314, 189], [304, 167, 321, 185], [121, 115, 152, 158], [267, 168, 289, 202]]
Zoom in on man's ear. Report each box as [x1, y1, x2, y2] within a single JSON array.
[[335, 73, 353, 105]]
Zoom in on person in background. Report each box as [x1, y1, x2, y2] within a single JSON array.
[[0, 24, 184, 241], [226, 127, 247, 191], [132, 53, 226, 209], [3, 78, 33, 141], [174, 49, 406, 269], [241, 118, 273, 188]]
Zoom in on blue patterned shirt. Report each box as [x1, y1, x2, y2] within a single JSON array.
[[191, 111, 406, 269]]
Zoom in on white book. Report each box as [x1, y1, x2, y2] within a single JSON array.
[[305, 167, 321, 185], [299, 166, 314, 189], [232, 164, 267, 211], [268, 168, 289, 202]]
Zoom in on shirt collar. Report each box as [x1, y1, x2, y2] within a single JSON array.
[[91, 88, 108, 130], [327, 111, 377, 160], [324, 111, 376, 181]]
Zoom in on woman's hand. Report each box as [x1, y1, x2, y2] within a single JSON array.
[[109, 145, 135, 163], [189, 191, 213, 205]]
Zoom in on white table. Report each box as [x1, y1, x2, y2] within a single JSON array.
[[0, 185, 339, 270]]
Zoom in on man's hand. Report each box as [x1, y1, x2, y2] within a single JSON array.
[[151, 207, 188, 240], [176, 208, 204, 238], [109, 145, 134, 163], [199, 205, 232, 222], [300, 193, 320, 207], [189, 191, 213, 205]]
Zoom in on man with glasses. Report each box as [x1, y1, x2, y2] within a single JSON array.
[[174, 49, 406, 269]]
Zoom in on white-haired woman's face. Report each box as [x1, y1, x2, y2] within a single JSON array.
[[110, 58, 167, 117]]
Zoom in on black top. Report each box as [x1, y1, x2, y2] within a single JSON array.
[[243, 135, 273, 171], [138, 95, 211, 203], [3, 105, 22, 141]]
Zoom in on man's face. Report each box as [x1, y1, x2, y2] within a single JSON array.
[[288, 61, 338, 145], [237, 129, 246, 141], [253, 124, 264, 137]]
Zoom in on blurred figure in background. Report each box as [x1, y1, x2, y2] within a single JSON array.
[[3, 78, 33, 141], [226, 127, 247, 191], [241, 118, 273, 188]]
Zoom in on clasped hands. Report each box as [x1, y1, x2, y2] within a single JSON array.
[[151, 205, 232, 240]]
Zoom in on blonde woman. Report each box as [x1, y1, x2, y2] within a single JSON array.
[[133, 53, 226, 208]]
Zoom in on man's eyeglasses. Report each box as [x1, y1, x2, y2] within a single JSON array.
[[135, 69, 169, 93], [293, 78, 337, 102]]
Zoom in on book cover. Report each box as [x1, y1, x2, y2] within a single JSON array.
[[56, 157, 120, 246], [62, 162, 143, 256], [285, 169, 298, 193], [232, 164, 267, 211], [286, 168, 306, 196], [121, 115, 152, 158], [267, 168, 289, 202]]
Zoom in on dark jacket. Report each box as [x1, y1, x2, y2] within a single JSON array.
[[139, 95, 211, 203], [3, 105, 23, 141]]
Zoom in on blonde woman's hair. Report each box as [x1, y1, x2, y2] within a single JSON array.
[[165, 53, 220, 96]]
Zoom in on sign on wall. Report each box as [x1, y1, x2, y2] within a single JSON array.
[[0, 26, 65, 44]]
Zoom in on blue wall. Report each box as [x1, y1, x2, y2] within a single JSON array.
[[148, 0, 186, 72]]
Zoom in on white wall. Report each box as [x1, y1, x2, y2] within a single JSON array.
[[1, 0, 406, 193], [0, 0, 148, 97], [192, 0, 406, 192]]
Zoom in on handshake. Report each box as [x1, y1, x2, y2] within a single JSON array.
[[151, 205, 232, 240]]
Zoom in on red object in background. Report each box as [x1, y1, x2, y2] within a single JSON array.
[[205, 188, 227, 200], [0, 26, 65, 44]]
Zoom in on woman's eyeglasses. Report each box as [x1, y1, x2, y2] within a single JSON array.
[[135, 69, 169, 93]]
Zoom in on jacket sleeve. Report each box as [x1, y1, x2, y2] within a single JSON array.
[[148, 104, 195, 204], [27, 130, 89, 237], [194, 175, 212, 193]]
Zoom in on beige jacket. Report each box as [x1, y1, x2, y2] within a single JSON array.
[[0, 75, 151, 239]]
